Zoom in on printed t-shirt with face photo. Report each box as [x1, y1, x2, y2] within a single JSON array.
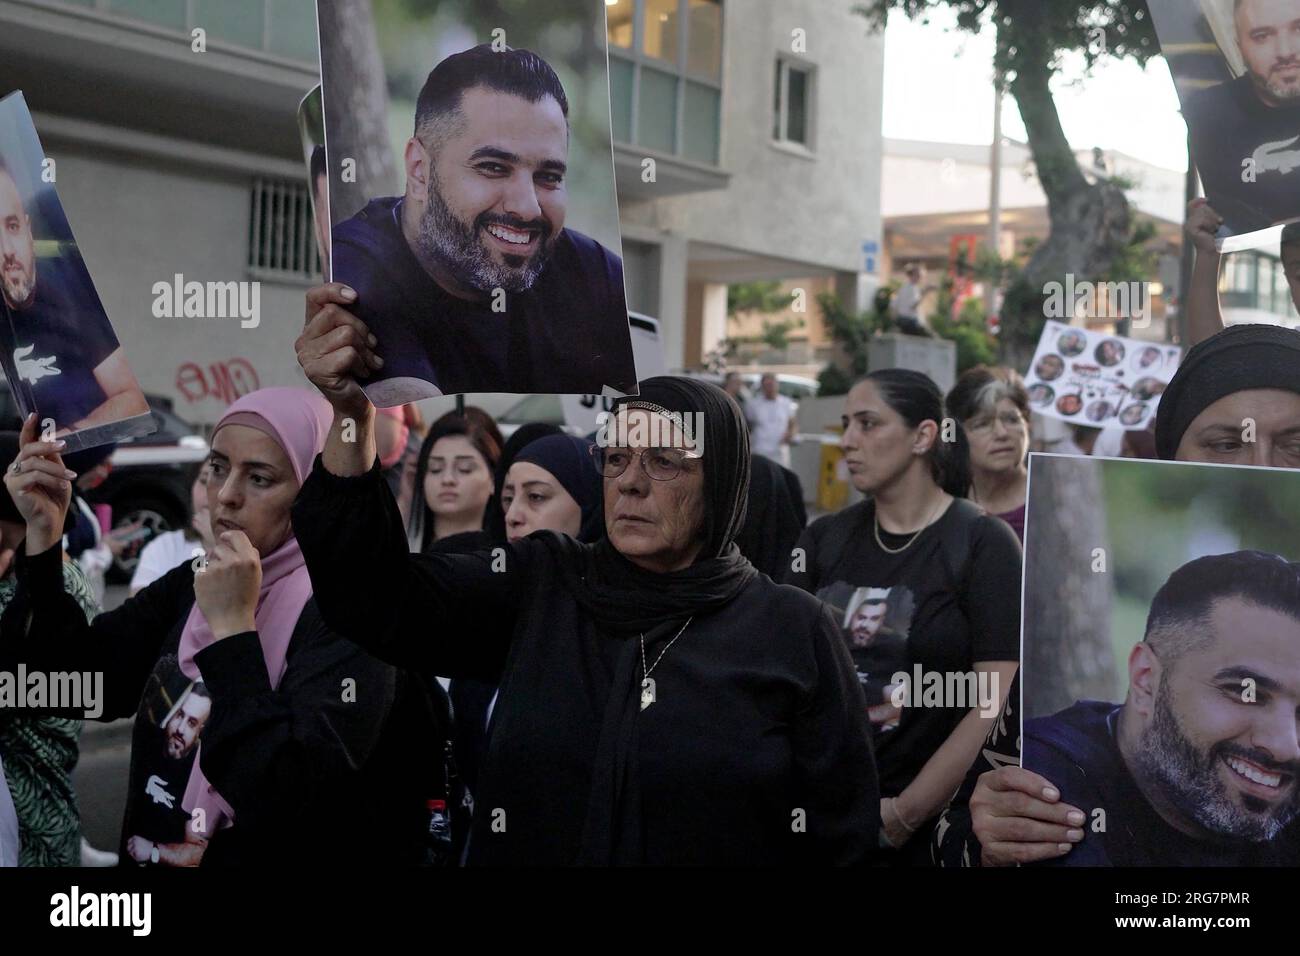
[[1, 255, 118, 431], [816, 581, 913, 737], [121, 652, 212, 862], [787, 499, 1022, 797], [1184, 73, 1300, 237]]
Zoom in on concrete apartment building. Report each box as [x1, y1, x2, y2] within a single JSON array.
[[608, 0, 884, 372], [0, 0, 884, 424], [0, 0, 321, 426]]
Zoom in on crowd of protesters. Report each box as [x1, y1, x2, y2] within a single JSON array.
[[0, 194, 1297, 866]]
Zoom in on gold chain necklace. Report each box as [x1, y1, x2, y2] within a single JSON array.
[[873, 497, 947, 555]]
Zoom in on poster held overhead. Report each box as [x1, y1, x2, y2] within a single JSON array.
[[1148, 0, 1300, 252], [0, 91, 153, 453], [314, 0, 639, 404]]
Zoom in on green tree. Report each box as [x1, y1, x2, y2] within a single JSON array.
[[815, 290, 891, 395], [727, 280, 792, 316], [855, 1, 1159, 364]]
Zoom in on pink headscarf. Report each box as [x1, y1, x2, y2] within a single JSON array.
[[178, 387, 333, 837], [376, 405, 410, 469]]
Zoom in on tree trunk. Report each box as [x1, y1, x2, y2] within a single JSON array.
[[317, 0, 399, 221], [996, 3, 1133, 367], [1023, 455, 1118, 718]]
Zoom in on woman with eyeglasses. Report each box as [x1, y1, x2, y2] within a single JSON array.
[[291, 284, 878, 865], [945, 366, 1031, 542]]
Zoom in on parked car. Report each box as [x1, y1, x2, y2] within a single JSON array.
[[494, 393, 569, 441], [0, 382, 209, 581], [87, 399, 209, 582], [685, 370, 821, 400], [493, 367, 819, 441]]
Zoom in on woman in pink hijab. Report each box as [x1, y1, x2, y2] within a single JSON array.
[[0, 388, 445, 867]]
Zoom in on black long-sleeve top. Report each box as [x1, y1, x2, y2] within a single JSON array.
[[292, 458, 878, 865], [0, 545, 439, 866]]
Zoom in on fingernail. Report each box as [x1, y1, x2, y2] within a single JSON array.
[[64, 470, 76, 479], [1043, 787, 1059, 800], [53, 440, 66, 449], [341, 286, 357, 301], [1067, 829, 1084, 841], [1067, 810, 1085, 825], [367, 334, 377, 347], [374, 356, 384, 367], [1057, 843, 1072, 854]]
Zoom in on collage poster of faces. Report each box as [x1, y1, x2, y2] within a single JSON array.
[[1148, 0, 1300, 252], [314, 0, 638, 404], [1020, 454, 1300, 865], [1023, 322, 1181, 431], [0, 91, 153, 452]]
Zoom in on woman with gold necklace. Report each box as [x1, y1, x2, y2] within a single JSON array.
[[787, 368, 1021, 864]]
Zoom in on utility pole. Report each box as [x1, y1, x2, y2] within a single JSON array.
[[1176, 130, 1199, 345], [985, 66, 1005, 319]]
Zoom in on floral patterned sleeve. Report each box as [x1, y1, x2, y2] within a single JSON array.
[[931, 671, 1020, 867], [0, 561, 100, 866]]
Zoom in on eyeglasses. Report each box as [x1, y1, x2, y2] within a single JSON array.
[[589, 446, 701, 481], [965, 411, 1027, 433]]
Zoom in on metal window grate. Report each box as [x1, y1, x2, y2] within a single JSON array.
[[247, 177, 320, 280]]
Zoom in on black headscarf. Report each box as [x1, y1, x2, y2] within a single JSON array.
[[486, 422, 563, 544], [735, 454, 806, 580], [514, 433, 604, 543], [1155, 324, 1300, 459], [533, 376, 758, 864], [546, 376, 758, 634]]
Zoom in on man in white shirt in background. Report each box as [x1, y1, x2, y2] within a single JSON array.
[[0, 752, 19, 867], [893, 263, 934, 337], [746, 373, 799, 468]]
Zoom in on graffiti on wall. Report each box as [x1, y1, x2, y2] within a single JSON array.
[[175, 358, 260, 406]]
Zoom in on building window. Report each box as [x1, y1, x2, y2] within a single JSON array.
[[69, 0, 318, 63], [247, 178, 319, 280], [1219, 250, 1297, 318], [606, 0, 723, 166], [773, 58, 814, 148]]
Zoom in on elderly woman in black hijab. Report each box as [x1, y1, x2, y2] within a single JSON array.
[[292, 284, 878, 864]]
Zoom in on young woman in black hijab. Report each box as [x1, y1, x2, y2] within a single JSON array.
[[292, 283, 878, 864], [484, 423, 563, 545]]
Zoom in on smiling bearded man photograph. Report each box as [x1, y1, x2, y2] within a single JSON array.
[[328, 43, 637, 403], [1024, 550, 1300, 866]]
